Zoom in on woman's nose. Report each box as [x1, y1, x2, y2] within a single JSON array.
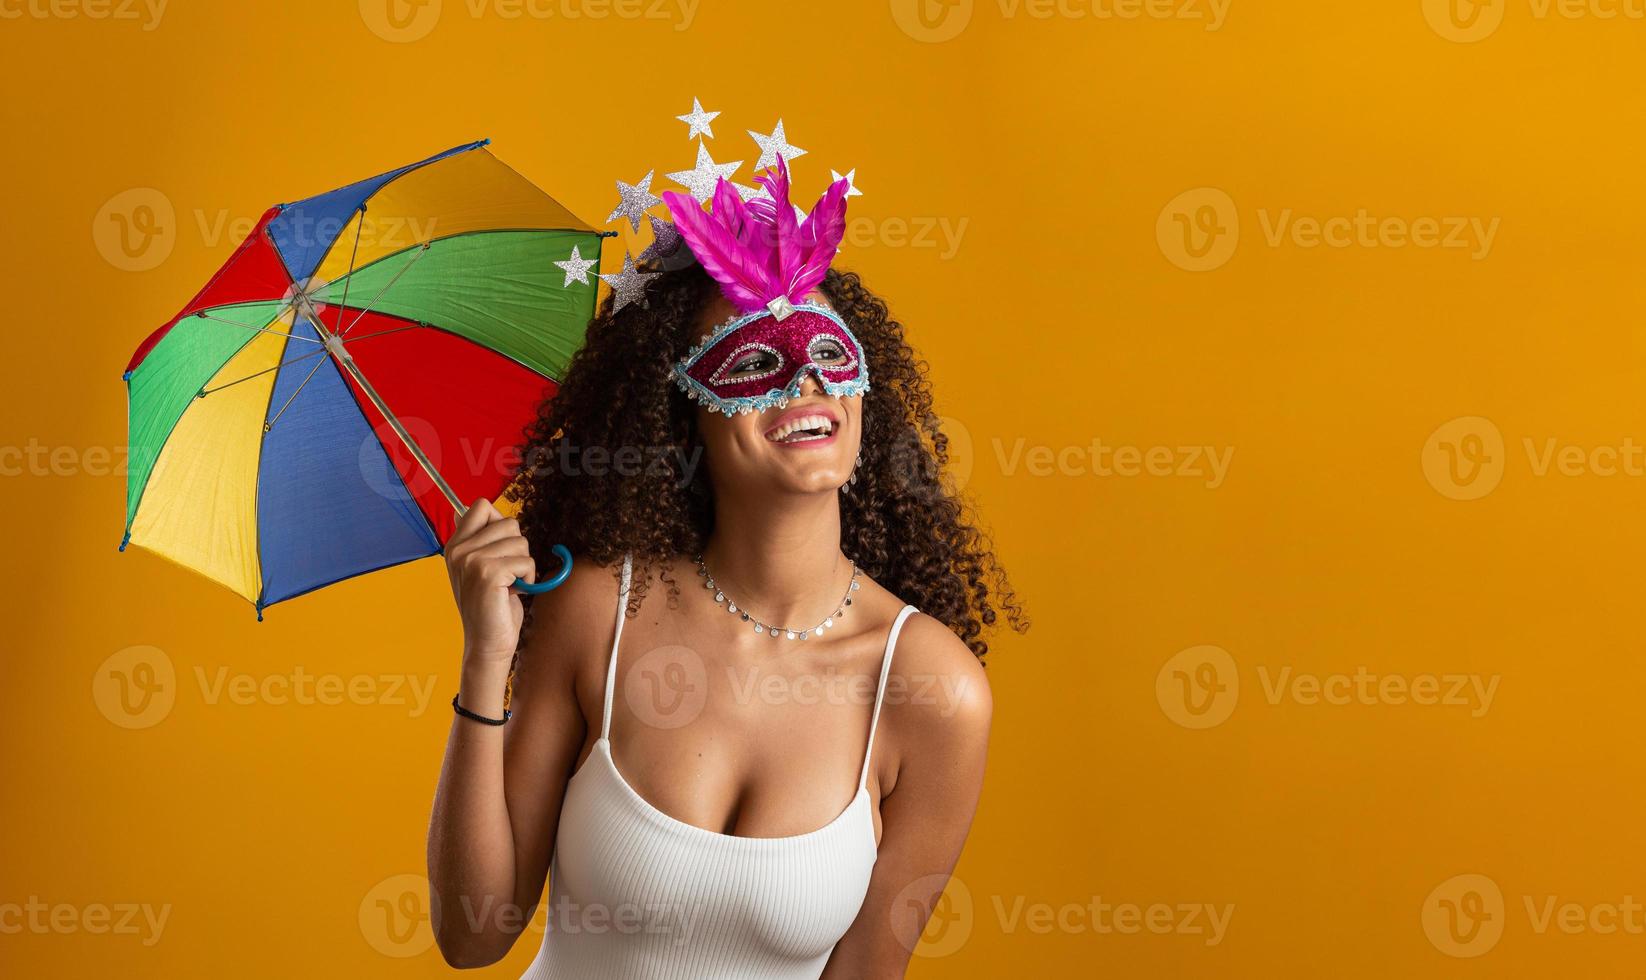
[[794, 370, 825, 397]]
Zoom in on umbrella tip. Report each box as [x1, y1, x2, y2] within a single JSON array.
[[480, 137, 491, 146], [255, 600, 265, 622], [121, 370, 132, 381], [118, 531, 130, 552]]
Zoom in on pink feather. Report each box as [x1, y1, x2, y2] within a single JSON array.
[[767, 157, 802, 298], [661, 188, 774, 311], [662, 160, 855, 314], [710, 177, 749, 242], [789, 175, 850, 299]]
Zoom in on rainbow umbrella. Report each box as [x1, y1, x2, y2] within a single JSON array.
[[121, 141, 605, 617]]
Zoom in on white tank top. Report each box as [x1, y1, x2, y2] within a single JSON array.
[[522, 555, 918, 979]]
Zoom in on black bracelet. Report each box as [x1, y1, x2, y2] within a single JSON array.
[[452, 693, 511, 726]]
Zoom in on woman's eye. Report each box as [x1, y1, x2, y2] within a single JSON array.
[[810, 339, 848, 363], [730, 352, 777, 375]]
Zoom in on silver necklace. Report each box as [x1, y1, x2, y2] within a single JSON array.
[[694, 554, 861, 640]]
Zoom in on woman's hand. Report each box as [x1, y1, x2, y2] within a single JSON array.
[[445, 498, 537, 665]]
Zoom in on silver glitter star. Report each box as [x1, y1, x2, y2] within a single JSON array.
[[639, 215, 682, 263], [748, 119, 808, 171], [666, 142, 743, 203], [676, 98, 720, 141], [553, 244, 599, 287], [606, 170, 662, 233], [830, 168, 863, 199], [598, 252, 660, 314]]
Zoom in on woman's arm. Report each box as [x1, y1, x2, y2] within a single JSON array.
[[425, 500, 604, 968], [822, 615, 994, 979]]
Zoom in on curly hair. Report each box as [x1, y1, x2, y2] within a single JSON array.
[[506, 261, 1026, 661]]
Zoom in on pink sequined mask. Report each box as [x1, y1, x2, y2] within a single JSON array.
[[674, 304, 867, 413], [662, 155, 867, 415]]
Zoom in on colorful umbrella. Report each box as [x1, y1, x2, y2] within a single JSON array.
[[121, 141, 606, 617]]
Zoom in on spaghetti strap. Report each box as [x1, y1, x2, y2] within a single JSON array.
[[858, 605, 918, 793], [600, 554, 634, 741]]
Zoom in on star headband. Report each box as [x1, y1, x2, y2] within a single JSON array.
[[580, 104, 869, 415]]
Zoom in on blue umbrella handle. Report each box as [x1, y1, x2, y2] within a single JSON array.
[[512, 544, 573, 595]]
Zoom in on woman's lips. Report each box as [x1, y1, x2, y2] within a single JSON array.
[[764, 411, 838, 445]]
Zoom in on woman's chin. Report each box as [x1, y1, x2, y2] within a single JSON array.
[[767, 466, 852, 496]]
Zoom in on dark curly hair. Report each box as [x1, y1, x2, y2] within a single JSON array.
[[506, 261, 1026, 662]]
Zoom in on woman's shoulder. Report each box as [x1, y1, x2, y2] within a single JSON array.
[[856, 577, 993, 757], [517, 553, 629, 666], [888, 611, 992, 721]]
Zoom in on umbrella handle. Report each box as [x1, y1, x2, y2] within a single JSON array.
[[512, 544, 573, 595]]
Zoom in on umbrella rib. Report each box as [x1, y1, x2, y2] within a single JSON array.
[[344, 322, 424, 344], [193, 306, 320, 343], [264, 347, 331, 431], [199, 348, 326, 398], [337, 243, 432, 339], [331, 208, 366, 334], [197, 321, 422, 400]]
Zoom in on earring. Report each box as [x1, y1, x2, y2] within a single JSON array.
[[841, 452, 863, 494]]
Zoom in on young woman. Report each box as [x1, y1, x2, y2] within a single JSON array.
[[426, 158, 1024, 978]]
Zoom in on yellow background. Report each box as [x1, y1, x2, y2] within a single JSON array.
[[3, 0, 1644, 976]]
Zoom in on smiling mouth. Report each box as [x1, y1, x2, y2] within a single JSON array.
[[765, 414, 836, 444]]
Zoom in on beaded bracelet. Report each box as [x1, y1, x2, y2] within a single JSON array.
[[451, 693, 511, 726]]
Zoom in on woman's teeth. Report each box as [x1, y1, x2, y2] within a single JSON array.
[[766, 415, 835, 443]]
